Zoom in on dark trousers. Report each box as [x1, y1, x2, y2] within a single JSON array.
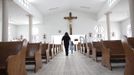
[[64, 44, 69, 56]]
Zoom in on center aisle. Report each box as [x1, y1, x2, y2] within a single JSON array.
[[29, 51, 124, 75]]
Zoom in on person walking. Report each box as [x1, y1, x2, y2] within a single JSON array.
[[70, 41, 74, 54], [62, 32, 71, 56]]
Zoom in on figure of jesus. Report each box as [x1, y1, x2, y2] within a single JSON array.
[[64, 12, 77, 35]]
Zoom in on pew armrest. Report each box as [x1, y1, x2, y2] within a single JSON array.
[[51, 48, 54, 58], [92, 47, 97, 61], [46, 49, 50, 63], [102, 47, 111, 70], [7, 55, 20, 75], [86, 46, 90, 56], [35, 48, 42, 72]]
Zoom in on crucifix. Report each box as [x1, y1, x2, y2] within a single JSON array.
[[64, 12, 77, 35]]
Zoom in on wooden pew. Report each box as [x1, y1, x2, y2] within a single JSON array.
[[55, 44, 60, 54], [80, 43, 84, 53], [83, 43, 87, 54], [77, 42, 81, 52], [8, 46, 27, 75], [53, 44, 57, 56], [0, 41, 27, 75], [126, 37, 134, 48], [122, 37, 134, 75], [101, 40, 125, 70], [56, 44, 60, 53], [49, 44, 54, 59], [25, 43, 42, 72], [56, 44, 59, 54], [54, 44, 61, 55], [86, 42, 92, 57], [41, 43, 50, 63], [57, 44, 61, 53], [92, 42, 102, 61]]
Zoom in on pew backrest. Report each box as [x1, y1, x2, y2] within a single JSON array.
[[0, 41, 23, 67], [102, 40, 124, 54], [127, 37, 134, 48], [87, 43, 92, 50], [92, 42, 102, 52], [42, 43, 48, 55], [26, 43, 41, 57]]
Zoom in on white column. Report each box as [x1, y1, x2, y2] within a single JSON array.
[[2, 0, 8, 41], [28, 15, 33, 42], [129, 0, 134, 36], [105, 12, 112, 40]]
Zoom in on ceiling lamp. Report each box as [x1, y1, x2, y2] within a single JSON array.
[[27, 0, 35, 3], [80, 6, 90, 9], [99, 0, 106, 2], [48, 7, 59, 11]]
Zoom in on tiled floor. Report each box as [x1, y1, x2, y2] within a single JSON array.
[[28, 51, 124, 75]]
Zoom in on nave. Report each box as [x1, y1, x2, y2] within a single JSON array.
[[28, 51, 124, 75], [1, 0, 134, 75]]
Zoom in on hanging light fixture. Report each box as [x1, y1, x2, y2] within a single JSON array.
[[27, 0, 35, 3]]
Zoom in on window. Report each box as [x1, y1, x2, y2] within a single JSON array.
[[94, 24, 105, 41], [108, 0, 117, 7], [19, 0, 30, 9]]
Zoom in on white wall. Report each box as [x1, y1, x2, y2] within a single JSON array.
[[44, 10, 97, 35], [15, 10, 122, 42], [0, 22, 1, 41], [41, 10, 98, 42], [99, 21, 121, 40], [110, 22, 121, 40], [120, 18, 130, 37], [15, 10, 98, 42], [8, 24, 17, 41], [13, 0, 43, 24], [0, 20, 2, 41], [0, 0, 2, 41], [16, 25, 29, 40]]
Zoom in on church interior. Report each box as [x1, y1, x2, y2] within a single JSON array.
[[0, 0, 134, 75]]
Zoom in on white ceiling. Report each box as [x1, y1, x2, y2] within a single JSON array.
[[4, 0, 130, 25], [31, 0, 130, 22], [8, 0, 29, 25], [111, 0, 129, 22], [8, 0, 41, 25], [31, 0, 107, 15], [99, 0, 129, 22]]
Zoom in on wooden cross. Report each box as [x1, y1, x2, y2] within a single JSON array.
[[64, 12, 77, 35]]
